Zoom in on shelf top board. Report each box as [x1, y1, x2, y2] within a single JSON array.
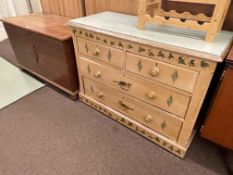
[[3, 13, 72, 41], [69, 12, 233, 62]]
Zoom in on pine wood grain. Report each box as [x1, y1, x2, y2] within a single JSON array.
[[40, 0, 85, 18], [2, 14, 71, 41]]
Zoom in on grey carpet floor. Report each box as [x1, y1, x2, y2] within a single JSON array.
[[0, 86, 231, 175]]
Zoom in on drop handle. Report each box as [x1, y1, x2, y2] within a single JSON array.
[[94, 71, 101, 78], [33, 46, 39, 64], [144, 115, 153, 122], [92, 48, 100, 56], [147, 91, 156, 99], [119, 100, 134, 111], [149, 67, 160, 77]]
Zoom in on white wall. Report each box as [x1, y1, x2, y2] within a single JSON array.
[[31, 0, 41, 13], [12, 0, 41, 16], [12, 0, 29, 15]]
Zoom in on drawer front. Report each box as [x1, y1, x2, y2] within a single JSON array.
[[126, 53, 199, 93], [80, 57, 190, 118], [77, 37, 124, 68], [84, 77, 183, 140]]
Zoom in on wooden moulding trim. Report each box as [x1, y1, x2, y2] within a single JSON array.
[[19, 65, 79, 96], [159, 9, 211, 22], [79, 93, 187, 158], [70, 27, 217, 73], [145, 15, 210, 31], [69, 25, 227, 62]]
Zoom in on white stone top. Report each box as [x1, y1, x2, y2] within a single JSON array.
[[69, 12, 233, 62]]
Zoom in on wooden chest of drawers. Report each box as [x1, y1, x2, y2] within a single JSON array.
[[69, 12, 233, 157]]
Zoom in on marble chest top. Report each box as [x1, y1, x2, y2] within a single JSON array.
[[69, 12, 233, 62]]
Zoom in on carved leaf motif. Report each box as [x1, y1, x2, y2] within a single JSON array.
[[85, 32, 89, 37], [200, 61, 210, 68], [141, 130, 146, 134], [189, 59, 196, 67], [120, 118, 125, 123], [79, 30, 82, 35], [85, 43, 89, 53], [137, 60, 143, 72], [148, 49, 155, 57], [118, 41, 124, 47], [158, 51, 165, 58], [138, 47, 146, 53], [163, 141, 168, 146], [128, 44, 133, 49], [103, 39, 108, 44], [161, 121, 167, 130], [167, 95, 173, 107], [178, 56, 186, 65], [89, 33, 94, 38], [107, 50, 112, 62], [171, 70, 178, 83], [128, 122, 134, 126], [155, 137, 160, 143], [110, 41, 115, 46], [96, 36, 100, 41], [168, 53, 174, 59]]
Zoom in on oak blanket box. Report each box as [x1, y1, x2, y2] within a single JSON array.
[[3, 14, 79, 99], [69, 12, 233, 157]]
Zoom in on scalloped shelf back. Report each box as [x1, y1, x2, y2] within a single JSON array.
[[137, 0, 231, 42]]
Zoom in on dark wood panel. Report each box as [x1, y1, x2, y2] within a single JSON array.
[[201, 61, 233, 150], [3, 23, 37, 71], [31, 32, 78, 92], [3, 18, 79, 96]]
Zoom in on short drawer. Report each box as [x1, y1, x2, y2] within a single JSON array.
[[84, 77, 183, 140], [80, 57, 190, 118], [126, 53, 199, 93], [77, 37, 124, 68]]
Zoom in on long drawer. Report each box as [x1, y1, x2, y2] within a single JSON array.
[[77, 37, 124, 68], [83, 77, 183, 140], [126, 52, 199, 93], [80, 57, 190, 118]]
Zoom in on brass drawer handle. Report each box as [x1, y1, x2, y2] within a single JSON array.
[[147, 91, 156, 99], [94, 71, 101, 78], [149, 67, 160, 77], [113, 80, 132, 91], [92, 48, 100, 56], [97, 92, 104, 98], [144, 114, 153, 122], [119, 100, 134, 111]]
